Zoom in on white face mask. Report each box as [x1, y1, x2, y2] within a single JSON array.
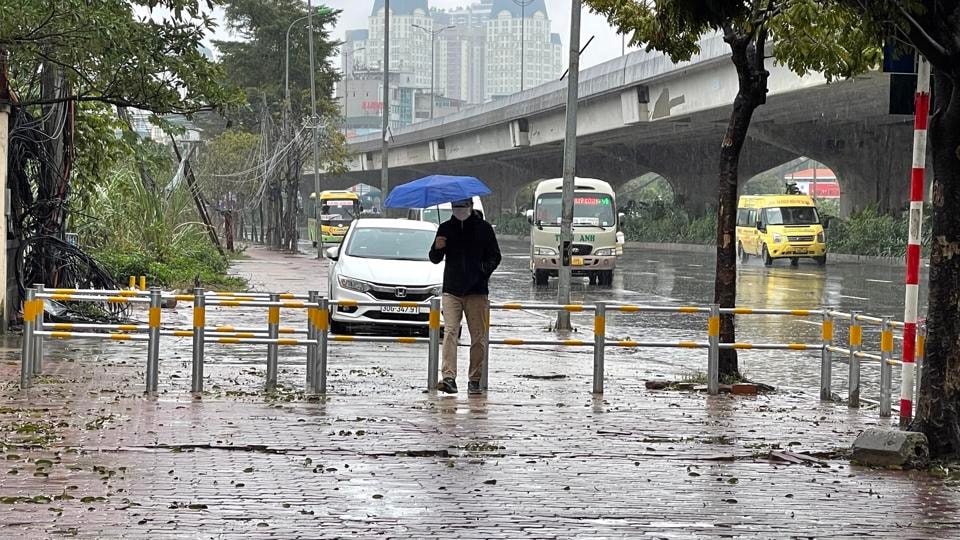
[[452, 207, 472, 221]]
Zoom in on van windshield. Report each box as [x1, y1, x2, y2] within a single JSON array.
[[765, 206, 820, 226], [535, 193, 615, 227], [422, 208, 453, 224]]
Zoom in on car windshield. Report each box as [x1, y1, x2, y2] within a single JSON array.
[[345, 227, 436, 261], [421, 207, 453, 224], [765, 206, 820, 226], [321, 199, 359, 223], [535, 192, 615, 227]]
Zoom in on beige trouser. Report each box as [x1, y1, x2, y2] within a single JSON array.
[[441, 293, 488, 382]]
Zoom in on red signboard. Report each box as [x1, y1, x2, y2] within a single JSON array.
[[361, 101, 383, 111]]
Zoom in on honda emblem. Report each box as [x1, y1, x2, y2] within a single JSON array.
[[395, 287, 407, 298]]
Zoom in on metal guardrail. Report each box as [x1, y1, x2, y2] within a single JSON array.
[[19, 286, 921, 418]]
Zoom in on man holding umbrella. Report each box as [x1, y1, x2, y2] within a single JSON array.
[[429, 198, 501, 394]]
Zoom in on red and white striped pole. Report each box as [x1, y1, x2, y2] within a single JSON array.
[[900, 56, 930, 424]]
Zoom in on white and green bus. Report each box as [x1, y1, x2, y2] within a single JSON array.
[[526, 178, 623, 286]]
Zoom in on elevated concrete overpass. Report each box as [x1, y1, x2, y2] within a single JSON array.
[[314, 34, 917, 216]]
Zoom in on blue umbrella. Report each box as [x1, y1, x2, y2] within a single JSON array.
[[384, 175, 491, 209]]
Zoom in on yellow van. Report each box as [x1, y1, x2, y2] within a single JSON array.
[[736, 195, 827, 266]]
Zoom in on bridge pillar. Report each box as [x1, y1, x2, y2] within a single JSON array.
[[752, 121, 918, 216], [637, 136, 797, 217]]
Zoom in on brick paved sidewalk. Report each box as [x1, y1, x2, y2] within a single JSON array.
[[0, 245, 957, 538]]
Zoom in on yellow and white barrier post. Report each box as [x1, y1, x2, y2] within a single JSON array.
[[306, 291, 318, 391], [820, 310, 834, 401], [191, 287, 206, 393], [146, 288, 162, 393], [848, 311, 862, 408], [20, 288, 36, 389], [427, 296, 441, 391], [880, 316, 893, 417], [592, 302, 606, 394], [316, 297, 330, 394], [707, 304, 720, 395], [266, 292, 280, 391], [32, 283, 44, 376]]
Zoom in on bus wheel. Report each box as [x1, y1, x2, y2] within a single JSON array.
[[312, 241, 318, 248], [738, 242, 749, 263], [534, 270, 549, 286], [814, 255, 827, 266], [762, 245, 773, 267], [790, 257, 799, 266]]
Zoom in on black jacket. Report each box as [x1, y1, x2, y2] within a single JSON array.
[[429, 213, 501, 296]]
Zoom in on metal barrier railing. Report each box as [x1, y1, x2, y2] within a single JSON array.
[[18, 286, 921, 418]]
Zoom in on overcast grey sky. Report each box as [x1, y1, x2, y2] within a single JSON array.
[[209, 1, 635, 71]]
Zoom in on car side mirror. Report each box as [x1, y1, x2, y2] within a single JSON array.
[[618, 212, 626, 226], [525, 209, 534, 224], [756, 221, 766, 233], [822, 218, 830, 230], [324, 246, 340, 261]]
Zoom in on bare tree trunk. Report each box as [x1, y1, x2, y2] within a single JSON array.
[[714, 29, 768, 379], [911, 69, 960, 458]]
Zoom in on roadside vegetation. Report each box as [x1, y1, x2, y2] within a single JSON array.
[[73, 141, 247, 291]]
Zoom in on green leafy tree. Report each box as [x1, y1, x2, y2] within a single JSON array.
[[1, 0, 241, 293], [214, 0, 346, 250], [585, 0, 878, 379]]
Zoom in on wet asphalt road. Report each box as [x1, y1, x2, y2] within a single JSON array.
[[296, 237, 923, 402]]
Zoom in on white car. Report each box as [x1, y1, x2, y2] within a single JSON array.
[[325, 218, 443, 334]]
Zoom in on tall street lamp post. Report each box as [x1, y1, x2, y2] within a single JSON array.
[[411, 24, 455, 120], [511, 0, 535, 92]]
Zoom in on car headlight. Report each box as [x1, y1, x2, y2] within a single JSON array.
[[534, 246, 558, 256], [817, 232, 825, 243], [773, 233, 783, 244], [593, 248, 616, 256], [338, 276, 372, 293], [429, 285, 443, 296]]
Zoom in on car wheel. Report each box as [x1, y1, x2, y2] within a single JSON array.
[[815, 255, 827, 266], [738, 242, 749, 263], [762, 245, 773, 267], [534, 270, 549, 286], [600, 271, 614, 286]]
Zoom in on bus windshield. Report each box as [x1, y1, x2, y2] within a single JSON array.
[[320, 199, 360, 224], [764, 206, 820, 226], [535, 192, 616, 227]]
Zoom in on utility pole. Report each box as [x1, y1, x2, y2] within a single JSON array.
[[0, 50, 10, 332], [381, 0, 390, 208], [557, 0, 581, 332], [308, 0, 323, 258]]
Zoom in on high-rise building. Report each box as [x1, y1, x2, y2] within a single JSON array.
[[365, 0, 434, 88], [340, 0, 562, 129], [484, 0, 562, 100], [435, 1, 492, 104]]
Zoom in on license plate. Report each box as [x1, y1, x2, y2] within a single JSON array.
[[572, 257, 584, 266], [381, 306, 418, 314], [791, 249, 808, 255]]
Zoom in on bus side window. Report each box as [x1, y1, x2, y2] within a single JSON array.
[[748, 209, 758, 227]]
